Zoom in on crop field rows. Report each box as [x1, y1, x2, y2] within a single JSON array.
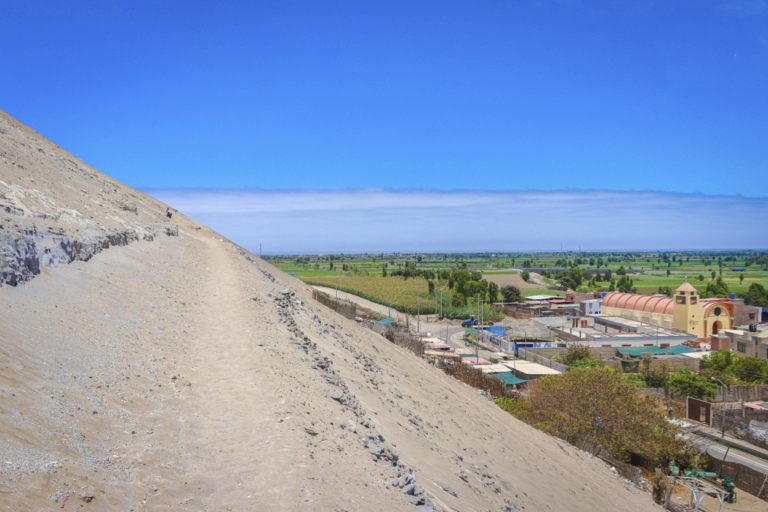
[[267, 251, 768, 314]]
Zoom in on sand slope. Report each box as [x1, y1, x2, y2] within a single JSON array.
[[0, 110, 660, 511]]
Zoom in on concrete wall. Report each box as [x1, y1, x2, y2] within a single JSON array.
[[732, 298, 762, 327]]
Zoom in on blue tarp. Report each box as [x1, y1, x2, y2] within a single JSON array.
[[375, 317, 395, 325], [492, 372, 527, 386], [482, 326, 506, 337]]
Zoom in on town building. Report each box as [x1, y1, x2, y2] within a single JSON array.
[[580, 298, 602, 316], [533, 315, 695, 348], [602, 283, 733, 339], [712, 326, 768, 361]]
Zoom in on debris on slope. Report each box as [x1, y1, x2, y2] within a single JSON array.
[[273, 288, 430, 508], [0, 111, 179, 286]]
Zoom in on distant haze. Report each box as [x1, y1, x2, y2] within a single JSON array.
[[147, 189, 768, 254]]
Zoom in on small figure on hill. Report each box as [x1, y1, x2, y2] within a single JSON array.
[[165, 208, 173, 219]]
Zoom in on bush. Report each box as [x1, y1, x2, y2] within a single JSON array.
[[640, 357, 669, 389], [502, 368, 694, 466], [445, 362, 505, 398], [560, 345, 593, 366], [569, 357, 600, 368]]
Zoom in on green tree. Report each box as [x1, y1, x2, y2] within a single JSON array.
[[558, 267, 585, 290], [521, 270, 530, 282], [487, 281, 499, 302], [701, 350, 734, 373], [502, 368, 694, 466], [616, 275, 635, 293], [668, 370, 717, 400], [500, 285, 521, 303], [451, 292, 466, 307], [743, 283, 768, 307], [703, 277, 729, 298], [731, 357, 768, 383]]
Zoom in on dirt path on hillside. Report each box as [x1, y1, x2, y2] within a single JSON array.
[[0, 231, 663, 511]]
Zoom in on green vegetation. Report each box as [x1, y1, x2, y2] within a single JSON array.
[[743, 283, 768, 307], [302, 272, 503, 320], [701, 350, 768, 384], [496, 367, 697, 467], [558, 345, 600, 368], [667, 370, 718, 400], [266, 250, 768, 316]]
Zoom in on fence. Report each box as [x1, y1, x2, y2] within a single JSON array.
[[714, 385, 768, 403], [517, 348, 569, 373], [707, 456, 768, 500], [312, 289, 357, 320]]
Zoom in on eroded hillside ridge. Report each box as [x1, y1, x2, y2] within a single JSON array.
[[0, 111, 178, 286]]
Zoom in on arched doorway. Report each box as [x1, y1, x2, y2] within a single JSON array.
[[712, 321, 722, 335]]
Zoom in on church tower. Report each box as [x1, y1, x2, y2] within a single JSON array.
[[672, 282, 699, 334]]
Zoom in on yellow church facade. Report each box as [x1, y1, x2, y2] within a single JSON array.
[[602, 283, 733, 339]]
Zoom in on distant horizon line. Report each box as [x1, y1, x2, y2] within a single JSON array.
[[260, 248, 768, 257]]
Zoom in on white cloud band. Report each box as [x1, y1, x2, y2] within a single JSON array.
[[145, 188, 768, 254]]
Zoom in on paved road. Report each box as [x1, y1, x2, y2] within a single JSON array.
[[687, 435, 768, 476]]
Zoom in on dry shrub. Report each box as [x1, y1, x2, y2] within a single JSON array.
[[383, 329, 425, 357], [445, 361, 505, 398]]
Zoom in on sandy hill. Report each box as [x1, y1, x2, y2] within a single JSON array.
[[0, 110, 660, 511]]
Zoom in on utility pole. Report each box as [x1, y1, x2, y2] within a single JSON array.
[[711, 377, 727, 437], [417, 298, 421, 341]]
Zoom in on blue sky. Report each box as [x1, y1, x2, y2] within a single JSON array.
[[2, 1, 767, 252], [150, 188, 768, 254]]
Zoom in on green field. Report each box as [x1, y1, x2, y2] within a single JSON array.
[[266, 251, 768, 310], [305, 275, 434, 311]]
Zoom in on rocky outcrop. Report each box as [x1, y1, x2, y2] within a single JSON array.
[[1, 110, 183, 287], [0, 226, 177, 286]]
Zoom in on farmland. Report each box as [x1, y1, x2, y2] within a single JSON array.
[[304, 275, 434, 312], [266, 250, 768, 313]]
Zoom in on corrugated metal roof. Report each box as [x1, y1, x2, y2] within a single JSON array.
[[616, 345, 695, 357]]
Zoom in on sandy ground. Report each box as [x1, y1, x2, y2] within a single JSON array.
[[0, 110, 663, 510], [482, 272, 548, 291], [0, 229, 662, 511]]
